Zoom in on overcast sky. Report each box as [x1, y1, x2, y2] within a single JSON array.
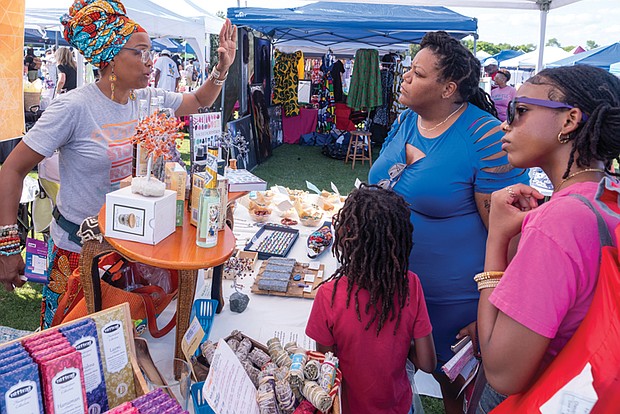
[[29, 0, 619, 49]]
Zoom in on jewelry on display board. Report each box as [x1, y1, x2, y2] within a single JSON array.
[[417, 103, 465, 132]]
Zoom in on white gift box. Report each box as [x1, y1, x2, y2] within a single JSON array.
[[105, 186, 176, 245]]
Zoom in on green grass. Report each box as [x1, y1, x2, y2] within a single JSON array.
[[0, 282, 43, 331], [251, 143, 377, 193]]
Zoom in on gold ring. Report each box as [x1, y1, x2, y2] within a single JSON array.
[[506, 186, 516, 197]]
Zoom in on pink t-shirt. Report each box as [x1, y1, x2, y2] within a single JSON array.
[[491, 85, 517, 122], [306, 271, 432, 414], [490, 182, 619, 368]]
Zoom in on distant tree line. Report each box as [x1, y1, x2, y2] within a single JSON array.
[[458, 38, 599, 55]]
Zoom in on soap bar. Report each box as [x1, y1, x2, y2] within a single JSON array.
[[0, 361, 44, 414]]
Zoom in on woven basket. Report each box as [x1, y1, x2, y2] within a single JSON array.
[[24, 91, 41, 112]]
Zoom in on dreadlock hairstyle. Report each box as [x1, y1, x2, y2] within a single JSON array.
[[420, 31, 498, 118], [323, 184, 413, 336], [527, 65, 620, 179]]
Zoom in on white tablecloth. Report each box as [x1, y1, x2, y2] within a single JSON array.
[[142, 201, 442, 411]]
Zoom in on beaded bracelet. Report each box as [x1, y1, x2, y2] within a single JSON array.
[[473, 271, 505, 283], [0, 224, 19, 238], [477, 278, 501, 291]]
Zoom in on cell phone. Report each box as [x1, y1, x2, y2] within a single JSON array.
[[450, 336, 471, 354]]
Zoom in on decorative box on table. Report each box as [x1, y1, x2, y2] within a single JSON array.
[[105, 186, 176, 245]]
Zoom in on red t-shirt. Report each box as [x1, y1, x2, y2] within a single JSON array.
[[306, 271, 432, 414]]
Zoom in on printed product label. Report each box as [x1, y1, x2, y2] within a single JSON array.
[[73, 336, 103, 393], [101, 321, 128, 374], [52, 368, 85, 414], [5, 381, 41, 414]]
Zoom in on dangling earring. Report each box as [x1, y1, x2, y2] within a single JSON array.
[[557, 132, 571, 144], [109, 66, 117, 102], [129, 90, 136, 101]]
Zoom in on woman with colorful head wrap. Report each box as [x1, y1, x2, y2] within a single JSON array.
[[0, 0, 236, 329]]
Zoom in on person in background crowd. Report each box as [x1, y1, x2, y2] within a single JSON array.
[[491, 69, 517, 122], [368, 31, 528, 414], [44, 48, 58, 94], [153, 49, 180, 91], [24, 47, 42, 82], [306, 184, 436, 414], [54, 47, 78, 94], [484, 58, 499, 83], [475, 65, 620, 412], [0, 0, 236, 329]]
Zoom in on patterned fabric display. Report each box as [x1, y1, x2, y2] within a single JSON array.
[[373, 69, 395, 126], [391, 61, 408, 121], [347, 49, 383, 111], [273, 50, 303, 117], [316, 72, 335, 134]]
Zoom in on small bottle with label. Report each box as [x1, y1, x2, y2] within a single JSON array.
[[196, 150, 221, 248]]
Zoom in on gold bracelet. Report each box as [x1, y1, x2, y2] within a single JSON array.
[[477, 278, 501, 291], [473, 271, 505, 283]]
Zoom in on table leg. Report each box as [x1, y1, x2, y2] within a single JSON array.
[[175, 269, 198, 360], [211, 265, 224, 314]]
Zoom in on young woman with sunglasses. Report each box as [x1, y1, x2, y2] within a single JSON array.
[[475, 65, 620, 412], [368, 31, 528, 414], [0, 0, 236, 328]]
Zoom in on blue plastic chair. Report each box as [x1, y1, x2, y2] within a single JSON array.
[[189, 299, 218, 356], [191, 381, 215, 414]]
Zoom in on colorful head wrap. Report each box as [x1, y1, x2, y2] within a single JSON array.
[[61, 0, 145, 68]]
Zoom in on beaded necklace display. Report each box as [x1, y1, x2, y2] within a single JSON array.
[[417, 103, 464, 132], [553, 168, 606, 193]]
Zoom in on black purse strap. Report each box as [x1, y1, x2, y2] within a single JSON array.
[[569, 194, 613, 248]]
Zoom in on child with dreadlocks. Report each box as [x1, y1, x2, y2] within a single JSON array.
[[306, 184, 436, 414]]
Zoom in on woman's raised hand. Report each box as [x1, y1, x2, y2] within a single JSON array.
[[216, 19, 237, 72], [489, 184, 544, 241]]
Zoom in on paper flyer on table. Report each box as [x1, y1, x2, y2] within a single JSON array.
[[202, 339, 260, 414], [258, 325, 316, 351]]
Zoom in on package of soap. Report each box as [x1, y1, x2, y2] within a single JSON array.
[[23, 331, 63, 353], [39, 348, 87, 414], [32, 342, 72, 364], [61, 318, 109, 413], [27, 337, 70, 355], [0, 361, 44, 414], [0, 353, 30, 372], [94, 307, 136, 407]]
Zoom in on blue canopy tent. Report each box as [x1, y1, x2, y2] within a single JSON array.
[[227, 2, 477, 50], [24, 29, 69, 47], [546, 42, 620, 71], [489, 49, 525, 64]]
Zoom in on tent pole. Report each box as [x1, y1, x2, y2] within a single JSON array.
[[537, 1, 551, 73]]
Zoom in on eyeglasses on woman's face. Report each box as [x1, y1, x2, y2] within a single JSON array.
[[121, 47, 153, 64], [377, 162, 407, 190], [506, 97, 589, 126]]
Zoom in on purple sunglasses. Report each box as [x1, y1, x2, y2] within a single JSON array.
[[507, 97, 589, 125]]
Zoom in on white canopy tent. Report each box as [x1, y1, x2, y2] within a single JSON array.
[[309, 0, 584, 73], [500, 46, 571, 69]]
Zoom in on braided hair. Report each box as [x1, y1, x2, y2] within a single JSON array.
[[527, 65, 620, 178], [420, 31, 498, 118], [323, 184, 413, 336]]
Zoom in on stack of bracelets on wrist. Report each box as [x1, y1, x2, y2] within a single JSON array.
[[0, 224, 21, 256], [209, 67, 228, 86], [473, 271, 504, 291]]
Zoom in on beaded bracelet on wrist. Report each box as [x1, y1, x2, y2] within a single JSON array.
[[0, 225, 19, 238], [0, 238, 20, 248], [477, 278, 501, 291]]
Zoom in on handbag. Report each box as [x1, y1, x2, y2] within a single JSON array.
[[54, 247, 179, 338], [492, 189, 620, 413]]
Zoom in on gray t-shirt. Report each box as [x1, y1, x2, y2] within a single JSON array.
[[23, 82, 183, 252]]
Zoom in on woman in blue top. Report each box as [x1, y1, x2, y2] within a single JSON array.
[[368, 31, 528, 414]]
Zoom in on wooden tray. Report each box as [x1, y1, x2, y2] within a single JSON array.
[[251, 261, 325, 299]]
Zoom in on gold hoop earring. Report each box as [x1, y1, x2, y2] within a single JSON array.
[[557, 132, 571, 144], [109, 67, 117, 101]]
